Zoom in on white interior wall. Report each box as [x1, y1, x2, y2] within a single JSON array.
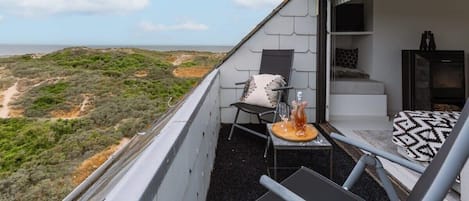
[[219, 0, 318, 124], [334, 37, 353, 49], [353, 35, 373, 74], [372, 0, 469, 115]]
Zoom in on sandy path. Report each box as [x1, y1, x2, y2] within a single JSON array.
[[51, 94, 92, 119], [0, 81, 18, 118], [72, 137, 130, 185]]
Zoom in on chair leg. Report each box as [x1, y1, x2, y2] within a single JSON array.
[[228, 108, 240, 140], [374, 159, 399, 201], [264, 136, 270, 158], [258, 112, 271, 158], [343, 154, 399, 201], [342, 154, 370, 190]]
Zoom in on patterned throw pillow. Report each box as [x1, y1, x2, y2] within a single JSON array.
[[240, 74, 286, 108], [336, 48, 358, 68]]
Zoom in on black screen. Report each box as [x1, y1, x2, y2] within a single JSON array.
[[432, 63, 464, 88]]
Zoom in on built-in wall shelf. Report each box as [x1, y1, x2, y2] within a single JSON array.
[[330, 31, 373, 36]]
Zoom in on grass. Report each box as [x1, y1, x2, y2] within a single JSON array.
[[0, 47, 224, 201]]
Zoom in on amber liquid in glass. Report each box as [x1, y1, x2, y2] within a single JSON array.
[[294, 102, 307, 135]]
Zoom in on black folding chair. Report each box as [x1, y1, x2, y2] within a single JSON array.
[[258, 100, 469, 201], [228, 49, 294, 158]]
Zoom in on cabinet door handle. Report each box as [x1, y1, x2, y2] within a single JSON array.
[[441, 59, 452, 63]]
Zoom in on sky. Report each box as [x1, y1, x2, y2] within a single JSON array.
[[0, 0, 282, 46]]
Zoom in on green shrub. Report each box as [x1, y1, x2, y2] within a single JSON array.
[[0, 119, 55, 173], [180, 61, 197, 67], [102, 70, 123, 78], [23, 83, 69, 117], [0, 77, 16, 91]]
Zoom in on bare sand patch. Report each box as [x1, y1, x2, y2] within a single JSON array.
[[98, 48, 135, 54], [51, 107, 81, 119], [9, 108, 24, 117], [134, 70, 149, 78], [30, 53, 45, 59], [171, 54, 194, 66], [72, 138, 130, 185], [173, 66, 212, 78]]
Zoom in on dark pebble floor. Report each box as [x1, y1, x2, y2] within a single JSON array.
[[207, 124, 389, 201]]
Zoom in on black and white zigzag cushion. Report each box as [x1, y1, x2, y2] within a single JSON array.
[[392, 110, 460, 162]]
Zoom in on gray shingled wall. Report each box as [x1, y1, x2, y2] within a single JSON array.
[[219, 0, 318, 123]]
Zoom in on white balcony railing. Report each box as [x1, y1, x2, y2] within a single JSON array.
[[65, 69, 221, 201]]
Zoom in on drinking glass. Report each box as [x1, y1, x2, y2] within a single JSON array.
[[278, 102, 289, 132]]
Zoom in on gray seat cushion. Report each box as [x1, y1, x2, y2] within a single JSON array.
[[257, 167, 364, 201]]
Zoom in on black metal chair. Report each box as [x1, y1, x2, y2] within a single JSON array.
[[258, 99, 469, 201], [228, 49, 294, 158]]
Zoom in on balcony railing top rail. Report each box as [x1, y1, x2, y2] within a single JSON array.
[[64, 69, 220, 201]]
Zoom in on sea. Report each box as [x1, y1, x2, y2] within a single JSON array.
[[0, 44, 234, 57]]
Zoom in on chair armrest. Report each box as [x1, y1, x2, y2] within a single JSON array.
[[235, 81, 248, 85], [272, 86, 293, 91], [330, 133, 426, 174], [259, 175, 306, 201], [259, 110, 275, 117]]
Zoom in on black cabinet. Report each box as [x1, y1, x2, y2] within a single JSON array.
[[402, 50, 465, 111]]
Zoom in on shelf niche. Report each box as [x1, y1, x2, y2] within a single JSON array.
[[330, 0, 374, 79], [332, 0, 373, 33]]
